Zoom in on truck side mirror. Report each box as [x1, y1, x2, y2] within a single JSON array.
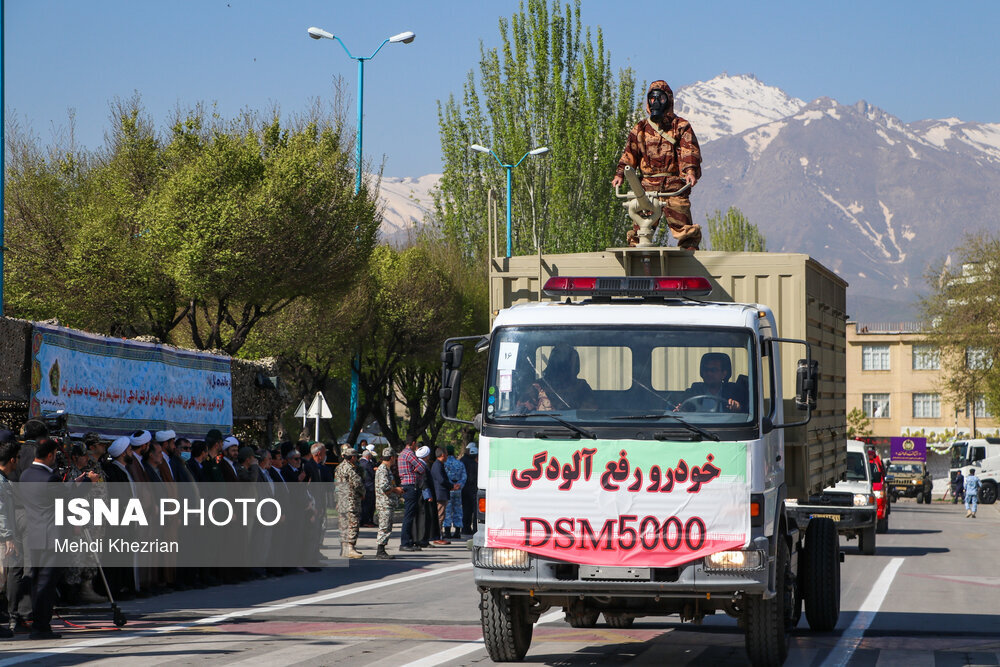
[[442, 343, 464, 370], [441, 368, 463, 419], [795, 359, 818, 410]]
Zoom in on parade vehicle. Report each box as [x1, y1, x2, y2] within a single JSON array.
[[886, 461, 932, 504], [949, 438, 1000, 504], [816, 440, 878, 553], [867, 448, 890, 533], [441, 247, 854, 666]]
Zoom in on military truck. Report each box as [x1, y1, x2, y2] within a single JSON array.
[[886, 461, 932, 504], [441, 247, 856, 666]]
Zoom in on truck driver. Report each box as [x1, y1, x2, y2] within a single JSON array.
[[675, 352, 746, 412]]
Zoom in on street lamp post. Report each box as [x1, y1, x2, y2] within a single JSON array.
[[308, 25, 414, 432], [470, 144, 549, 257]]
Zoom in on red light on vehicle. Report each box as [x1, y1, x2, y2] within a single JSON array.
[[543, 276, 712, 298], [653, 276, 712, 294], [543, 276, 598, 293]]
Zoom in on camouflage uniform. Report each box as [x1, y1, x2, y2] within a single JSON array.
[[615, 80, 703, 250], [334, 446, 364, 557], [374, 462, 396, 547]]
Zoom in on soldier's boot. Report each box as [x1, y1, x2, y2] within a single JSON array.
[[376, 545, 394, 560], [971, 511, 976, 518], [345, 543, 364, 559], [966, 509, 972, 517]]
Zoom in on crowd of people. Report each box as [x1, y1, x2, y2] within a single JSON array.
[[0, 418, 479, 639]]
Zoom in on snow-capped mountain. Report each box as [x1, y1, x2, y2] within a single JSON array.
[[673, 73, 806, 142], [376, 174, 439, 247], [377, 74, 1000, 321]]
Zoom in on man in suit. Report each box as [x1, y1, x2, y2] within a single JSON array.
[[21, 438, 95, 639], [186, 441, 208, 483]]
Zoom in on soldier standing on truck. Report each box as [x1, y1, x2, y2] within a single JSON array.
[[612, 80, 703, 250]]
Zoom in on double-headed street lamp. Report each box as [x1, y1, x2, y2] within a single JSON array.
[[470, 144, 549, 257], [307, 26, 415, 195], [308, 25, 414, 432]]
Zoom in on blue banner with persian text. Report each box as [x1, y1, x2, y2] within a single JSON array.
[[29, 324, 232, 439]]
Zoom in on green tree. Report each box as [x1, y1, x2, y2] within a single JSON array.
[[705, 207, 767, 252], [4, 98, 379, 356], [433, 0, 637, 259], [846, 407, 872, 439], [340, 240, 488, 449], [920, 232, 1000, 424]]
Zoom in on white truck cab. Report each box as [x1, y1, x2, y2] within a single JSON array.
[[441, 271, 850, 666]]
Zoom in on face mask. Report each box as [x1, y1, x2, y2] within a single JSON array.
[[180, 451, 192, 461], [648, 90, 669, 119]]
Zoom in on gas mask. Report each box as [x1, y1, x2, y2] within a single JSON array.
[[648, 89, 669, 120]]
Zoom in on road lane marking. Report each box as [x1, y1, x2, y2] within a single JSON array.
[[399, 609, 564, 667], [820, 557, 904, 667], [0, 562, 473, 666]]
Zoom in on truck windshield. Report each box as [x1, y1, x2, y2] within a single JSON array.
[[485, 326, 756, 427]]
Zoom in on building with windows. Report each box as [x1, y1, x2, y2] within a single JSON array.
[[846, 322, 998, 438]]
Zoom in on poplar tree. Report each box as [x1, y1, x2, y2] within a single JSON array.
[[433, 0, 637, 259], [705, 207, 767, 252]]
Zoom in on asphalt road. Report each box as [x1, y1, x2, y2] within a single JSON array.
[[2, 498, 997, 666]]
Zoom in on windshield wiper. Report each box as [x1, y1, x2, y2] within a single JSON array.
[[609, 413, 720, 442], [501, 412, 597, 439]]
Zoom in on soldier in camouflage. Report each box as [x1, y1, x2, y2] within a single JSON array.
[[374, 447, 403, 559], [612, 80, 703, 250], [335, 444, 365, 559]]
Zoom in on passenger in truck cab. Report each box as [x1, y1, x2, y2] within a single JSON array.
[[516, 346, 595, 412], [675, 352, 747, 413]]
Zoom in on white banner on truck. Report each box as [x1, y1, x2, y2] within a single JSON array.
[[485, 438, 750, 567]]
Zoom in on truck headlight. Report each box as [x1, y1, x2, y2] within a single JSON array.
[[911, 479, 920, 485], [704, 549, 765, 572], [853, 493, 875, 506], [475, 547, 531, 570]]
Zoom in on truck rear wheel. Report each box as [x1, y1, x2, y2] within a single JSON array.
[[876, 516, 888, 534], [603, 612, 635, 628], [481, 589, 533, 662], [565, 609, 599, 628], [980, 480, 998, 505], [804, 518, 840, 632], [744, 538, 790, 666]]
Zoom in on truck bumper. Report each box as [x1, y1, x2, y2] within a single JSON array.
[[787, 504, 875, 532], [471, 536, 774, 600]]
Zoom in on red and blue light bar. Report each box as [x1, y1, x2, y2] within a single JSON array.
[[542, 276, 713, 298]]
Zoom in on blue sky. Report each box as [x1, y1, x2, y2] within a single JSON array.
[[6, 0, 999, 177]]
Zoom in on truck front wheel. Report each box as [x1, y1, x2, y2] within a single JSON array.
[[980, 481, 998, 505], [858, 526, 876, 555], [804, 517, 840, 632], [745, 537, 791, 666], [481, 589, 533, 662]]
